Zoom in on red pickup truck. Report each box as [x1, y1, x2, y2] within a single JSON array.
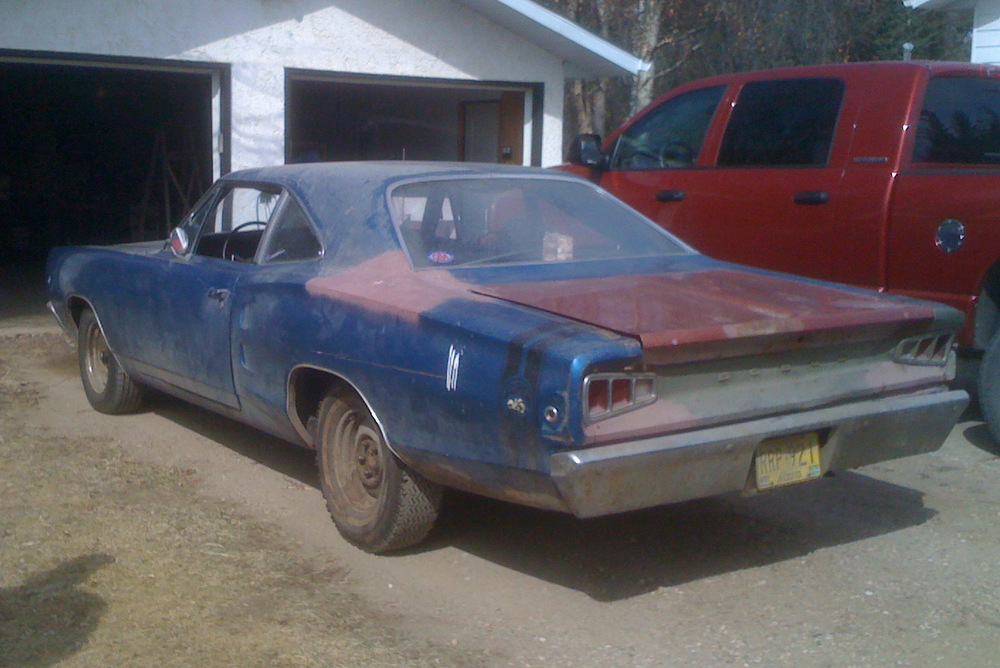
[[564, 61, 1000, 440]]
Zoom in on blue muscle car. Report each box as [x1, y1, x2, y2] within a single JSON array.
[[47, 162, 968, 553]]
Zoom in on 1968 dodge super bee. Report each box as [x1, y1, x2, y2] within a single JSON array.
[[47, 162, 968, 553]]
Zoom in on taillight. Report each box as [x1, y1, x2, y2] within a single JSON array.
[[893, 333, 954, 366], [585, 373, 657, 422]]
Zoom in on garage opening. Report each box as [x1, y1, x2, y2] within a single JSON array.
[[0, 59, 218, 264], [287, 73, 538, 166]]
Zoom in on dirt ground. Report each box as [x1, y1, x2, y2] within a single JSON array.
[[2, 290, 1000, 667]]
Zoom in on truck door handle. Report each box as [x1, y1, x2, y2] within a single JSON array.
[[655, 190, 686, 202], [208, 288, 230, 303], [793, 191, 830, 205]]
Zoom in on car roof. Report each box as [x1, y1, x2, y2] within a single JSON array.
[[223, 161, 558, 190], [217, 161, 598, 271]]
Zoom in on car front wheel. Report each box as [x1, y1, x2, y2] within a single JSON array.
[[316, 393, 442, 553], [77, 307, 146, 414]]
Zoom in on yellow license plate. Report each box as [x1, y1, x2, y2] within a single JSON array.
[[755, 432, 822, 491]]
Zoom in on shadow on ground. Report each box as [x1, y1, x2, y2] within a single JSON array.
[[0, 554, 114, 668], [143, 391, 936, 603], [151, 393, 321, 489], [430, 472, 933, 601]]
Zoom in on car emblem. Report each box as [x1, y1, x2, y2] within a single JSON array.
[[502, 377, 533, 420], [506, 397, 527, 414], [935, 219, 965, 254]]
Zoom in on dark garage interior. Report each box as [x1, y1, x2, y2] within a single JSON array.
[[1, 63, 529, 320], [0, 61, 214, 264], [287, 76, 527, 165]]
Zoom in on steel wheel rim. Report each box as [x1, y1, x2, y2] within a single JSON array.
[[84, 321, 110, 395], [331, 408, 384, 521]]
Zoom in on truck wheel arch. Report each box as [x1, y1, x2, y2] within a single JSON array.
[[975, 263, 1000, 351]]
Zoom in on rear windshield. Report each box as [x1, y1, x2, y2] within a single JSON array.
[[914, 76, 1000, 165], [389, 176, 689, 269]]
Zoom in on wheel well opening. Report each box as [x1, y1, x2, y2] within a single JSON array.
[[67, 297, 91, 326], [288, 367, 353, 448], [976, 262, 1000, 350]]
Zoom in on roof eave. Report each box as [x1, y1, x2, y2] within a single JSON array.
[[453, 0, 650, 77], [904, 0, 977, 11]]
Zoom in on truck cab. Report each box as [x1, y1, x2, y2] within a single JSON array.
[[564, 61, 1000, 439]]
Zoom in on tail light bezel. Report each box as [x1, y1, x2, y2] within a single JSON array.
[[584, 372, 657, 423], [893, 333, 955, 367]]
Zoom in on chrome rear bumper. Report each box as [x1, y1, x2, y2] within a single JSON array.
[[550, 389, 968, 518]]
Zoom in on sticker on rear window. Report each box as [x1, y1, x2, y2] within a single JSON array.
[[427, 250, 454, 265]]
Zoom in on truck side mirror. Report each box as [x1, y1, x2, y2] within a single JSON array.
[[566, 134, 604, 168]]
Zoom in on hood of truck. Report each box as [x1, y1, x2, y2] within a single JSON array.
[[474, 268, 942, 364]]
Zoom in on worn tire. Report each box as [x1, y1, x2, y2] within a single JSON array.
[[77, 308, 146, 414], [316, 393, 442, 553], [979, 328, 1000, 444]]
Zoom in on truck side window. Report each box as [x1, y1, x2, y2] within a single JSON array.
[[914, 76, 1000, 165], [718, 78, 845, 167], [609, 86, 725, 171]]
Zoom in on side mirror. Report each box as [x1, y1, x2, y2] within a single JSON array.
[[566, 134, 604, 168], [169, 227, 190, 257]]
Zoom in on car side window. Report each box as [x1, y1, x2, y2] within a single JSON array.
[[259, 196, 323, 263], [718, 78, 845, 167], [192, 185, 280, 261], [609, 86, 726, 171], [914, 76, 1000, 165]]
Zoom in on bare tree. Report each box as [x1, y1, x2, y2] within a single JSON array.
[[541, 0, 971, 146]]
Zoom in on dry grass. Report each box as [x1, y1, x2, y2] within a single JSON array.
[[0, 334, 471, 667]]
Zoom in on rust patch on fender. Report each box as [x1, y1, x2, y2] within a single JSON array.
[[305, 250, 488, 322]]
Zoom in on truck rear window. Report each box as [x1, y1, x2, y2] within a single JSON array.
[[718, 78, 844, 168], [915, 76, 1000, 165]]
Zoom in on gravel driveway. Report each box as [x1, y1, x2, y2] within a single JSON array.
[[2, 305, 998, 667]]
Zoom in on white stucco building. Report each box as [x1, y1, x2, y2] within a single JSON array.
[[0, 0, 645, 250], [906, 0, 997, 62]]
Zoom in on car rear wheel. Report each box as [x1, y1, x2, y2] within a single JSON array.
[[316, 393, 442, 553], [78, 307, 146, 414]]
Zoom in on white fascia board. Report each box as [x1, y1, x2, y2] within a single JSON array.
[[454, 0, 650, 77], [905, 0, 977, 10]]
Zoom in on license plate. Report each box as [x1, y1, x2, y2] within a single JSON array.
[[755, 432, 822, 491]]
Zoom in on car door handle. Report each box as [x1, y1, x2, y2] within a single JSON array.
[[207, 288, 230, 303], [793, 191, 830, 205], [655, 190, 686, 202]]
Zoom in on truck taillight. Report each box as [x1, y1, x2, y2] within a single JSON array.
[[585, 373, 657, 422]]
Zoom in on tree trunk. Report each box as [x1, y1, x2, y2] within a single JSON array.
[[629, 0, 663, 114]]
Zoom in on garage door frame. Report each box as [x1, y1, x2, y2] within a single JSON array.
[[0, 48, 231, 180], [285, 68, 544, 166]]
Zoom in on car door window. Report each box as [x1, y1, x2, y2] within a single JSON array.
[[259, 196, 323, 263], [718, 78, 845, 167], [609, 85, 726, 170], [192, 185, 281, 261], [914, 76, 1000, 165]]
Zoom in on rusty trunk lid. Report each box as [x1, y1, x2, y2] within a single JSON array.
[[474, 268, 943, 364]]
